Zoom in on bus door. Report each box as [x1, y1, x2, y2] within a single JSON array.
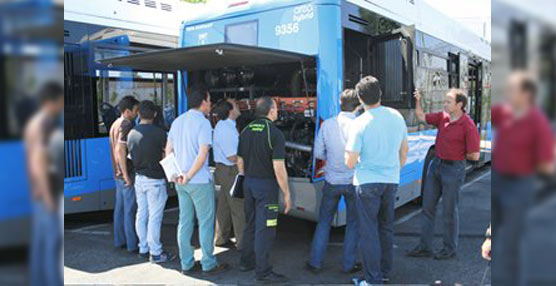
[[368, 33, 414, 108]]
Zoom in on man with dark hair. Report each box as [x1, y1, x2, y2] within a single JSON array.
[[127, 100, 174, 263], [166, 86, 229, 275], [345, 76, 408, 284], [355, 76, 382, 105], [407, 87, 480, 260], [490, 71, 554, 285], [306, 89, 362, 274], [237, 96, 292, 283], [25, 81, 64, 286], [109, 95, 140, 253], [213, 99, 245, 250]]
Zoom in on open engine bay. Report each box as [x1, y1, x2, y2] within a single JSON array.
[[188, 59, 319, 178]]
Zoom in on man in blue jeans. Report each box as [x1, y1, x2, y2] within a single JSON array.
[[345, 76, 408, 285], [127, 100, 174, 263], [407, 88, 480, 260], [109, 95, 140, 253], [25, 82, 64, 286], [166, 85, 229, 275], [306, 89, 361, 274]]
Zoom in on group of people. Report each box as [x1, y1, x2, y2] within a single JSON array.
[[108, 74, 483, 285], [308, 76, 480, 285]]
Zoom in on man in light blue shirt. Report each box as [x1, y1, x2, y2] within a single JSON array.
[[345, 76, 408, 285], [212, 99, 245, 250], [306, 89, 362, 274], [166, 85, 229, 275]]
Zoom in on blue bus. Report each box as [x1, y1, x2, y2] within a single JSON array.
[[100, 0, 492, 226], [0, 0, 63, 247], [63, 0, 204, 214]]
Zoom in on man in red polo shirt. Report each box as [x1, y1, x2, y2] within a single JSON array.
[[407, 88, 480, 260], [491, 72, 554, 286]]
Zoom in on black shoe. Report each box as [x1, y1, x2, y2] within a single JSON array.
[[182, 261, 201, 274], [344, 262, 363, 274], [382, 276, 390, 284], [215, 240, 236, 249], [150, 251, 176, 263], [203, 263, 230, 275], [256, 271, 288, 284], [406, 246, 433, 257], [305, 261, 321, 274], [138, 252, 149, 259], [239, 263, 255, 272], [434, 249, 456, 260]]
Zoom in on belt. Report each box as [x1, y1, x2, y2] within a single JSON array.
[[437, 157, 463, 165]]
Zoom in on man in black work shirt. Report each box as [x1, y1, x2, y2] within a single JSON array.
[[237, 96, 293, 283], [127, 100, 174, 263]]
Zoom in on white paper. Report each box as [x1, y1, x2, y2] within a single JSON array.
[[159, 153, 182, 182], [230, 175, 240, 197]]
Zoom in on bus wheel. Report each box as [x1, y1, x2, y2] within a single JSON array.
[[412, 147, 435, 205]]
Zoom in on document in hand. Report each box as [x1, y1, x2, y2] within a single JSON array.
[[159, 153, 182, 182], [230, 174, 245, 199]]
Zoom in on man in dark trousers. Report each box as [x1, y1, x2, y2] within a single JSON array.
[[345, 76, 408, 284], [237, 96, 293, 283], [491, 72, 554, 286], [407, 88, 480, 260]]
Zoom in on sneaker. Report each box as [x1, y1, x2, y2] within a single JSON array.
[[406, 245, 433, 257], [344, 262, 363, 274], [182, 261, 201, 275], [150, 251, 175, 263], [351, 277, 365, 286], [305, 261, 321, 274], [203, 263, 230, 275], [382, 277, 390, 284], [256, 271, 288, 284], [434, 249, 456, 260], [138, 252, 149, 259]]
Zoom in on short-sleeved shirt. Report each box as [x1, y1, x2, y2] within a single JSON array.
[[127, 123, 167, 179], [168, 109, 213, 184], [426, 111, 480, 161], [213, 119, 239, 166], [109, 117, 134, 178], [492, 105, 555, 176], [238, 118, 286, 179], [346, 106, 408, 185]]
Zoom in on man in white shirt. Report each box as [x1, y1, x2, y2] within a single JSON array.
[[213, 99, 244, 250]]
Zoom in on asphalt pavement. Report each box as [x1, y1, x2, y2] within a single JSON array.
[[64, 166, 492, 285]]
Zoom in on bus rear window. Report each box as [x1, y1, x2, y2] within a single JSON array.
[[225, 21, 258, 46]]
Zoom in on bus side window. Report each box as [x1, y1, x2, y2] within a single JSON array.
[[94, 71, 176, 135]]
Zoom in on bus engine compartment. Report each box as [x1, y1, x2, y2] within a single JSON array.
[[187, 59, 319, 178]]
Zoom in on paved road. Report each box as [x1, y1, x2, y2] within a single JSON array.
[[64, 166, 491, 285]]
